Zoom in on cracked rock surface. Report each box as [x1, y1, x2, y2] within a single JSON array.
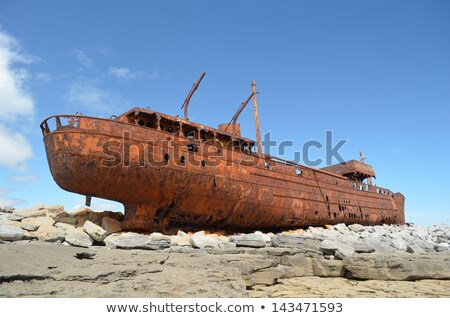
[[1, 241, 449, 298]]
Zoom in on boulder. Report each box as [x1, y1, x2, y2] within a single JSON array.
[[8, 208, 47, 221], [308, 226, 327, 238], [190, 236, 219, 249], [193, 230, 206, 237], [35, 224, 65, 242], [83, 220, 108, 242], [68, 207, 93, 217], [412, 228, 430, 240], [351, 241, 375, 253], [407, 244, 427, 254], [1, 219, 22, 227], [333, 223, 350, 234], [435, 242, 449, 252], [176, 230, 190, 238], [271, 234, 321, 253], [104, 232, 170, 250], [320, 239, 355, 259], [254, 231, 273, 243], [65, 228, 93, 247], [217, 241, 237, 250], [230, 233, 266, 248], [170, 236, 191, 247], [45, 206, 66, 219], [101, 217, 122, 234], [57, 217, 78, 225], [0, 224, 26, 241], [372, 226, 391, 237], [20, 216, 55, 231], [348, 223, 366, 232], [55, 222, 76, 232], [365, 236, 398, 253], [0, 206, 14, 213], [390, 237, 409, 252]]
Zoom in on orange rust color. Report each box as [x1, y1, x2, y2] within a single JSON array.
[[41, 107, 405, 233]]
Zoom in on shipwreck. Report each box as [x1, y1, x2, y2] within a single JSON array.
[[40, 73, 405, 232]]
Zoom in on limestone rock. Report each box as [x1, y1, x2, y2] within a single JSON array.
[[57, 217, 78, 225], [0, 206, 14, 213], [65, 228, 93, 247], [83, 220, 108, 242], [230, 233, 266, 248], [176, 230, 190, 238], [0, 224, 26, 241], [348, 223, 366, 232], [408, 244, 427, 254], [1, 219, 22, 227], [104, 232, 170, 250], [308, 226, 327, 238], [254, 231, 273, 243], [55, 222, 76, 232], [217, 241, 237, 250], [101, 217, 122, 234], [50, 210, 71, 222], [390, 237, 409, 252], [320, 239, 355, 259], [68, 207, 93, 217], [20, 217, 55, 231], [351, 241, 376, 253], [8, 208, 47, 221], [171, 236, 191, 247], [271, 234, 321, 253], [365, 236, 398, 253], [252, 267, 283, 285], [312, 258, 345, 277], [280, 254, 314, 278], [344, 253, 450, 280], [35, 225, 65, 242], [45, 207, 66, 219], [435, 242, 449, 252], [45, 204, 64, 212], [333, 223, 350, 234], [190, 236, 219, 249]]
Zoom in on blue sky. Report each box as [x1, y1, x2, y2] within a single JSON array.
[[0, 0, 449, 225]]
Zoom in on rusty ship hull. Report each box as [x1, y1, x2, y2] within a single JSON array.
[[41, 108, 405, 232]]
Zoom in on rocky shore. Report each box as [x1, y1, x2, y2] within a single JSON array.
[[1, 204, 449, 297]]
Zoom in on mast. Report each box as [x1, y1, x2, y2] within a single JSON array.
[[224, 91, 254, 131], [181, 72, 206, 121], [252, 81, 262, 154], [359, 150, 373, 186]]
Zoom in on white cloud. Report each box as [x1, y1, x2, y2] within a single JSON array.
[[0, 124, 34, 171], [0, 28, 35, 121], [0, 28, 35, 171], [0, 187, 27, 207], [108, 67, 159, 81], [67, 81, 129, 114], [70, 198, 124, 213], [73, 49, 93, 68], [34, 72, 52, 83], [107, 67, 144, 80], [148, 69, 160, 80], [9, 174, 39, 183]]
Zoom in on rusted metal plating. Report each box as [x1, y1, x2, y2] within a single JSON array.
[[40, 106, 405, 233]]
